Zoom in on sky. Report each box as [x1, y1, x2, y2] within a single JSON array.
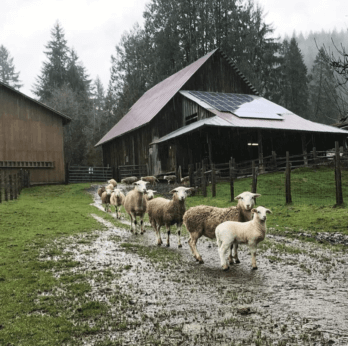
[[1, 0, 348, 98]]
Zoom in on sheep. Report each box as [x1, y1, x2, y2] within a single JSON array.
[[183, 191, 261, 264], [216, 206, 272, 270], [145, 189, 157, 200], [163, 175, 176, 184], [121, 176, 138, 185], [108, 179, 117, 187], [147, 186, 193, 248], [181, 176, 190, 186], [110, 188, 126, 219], [101, 185, 115, 212], [123, 180, 149, 234], [97, 183, 114, 198], [141, 176, 159, 186]]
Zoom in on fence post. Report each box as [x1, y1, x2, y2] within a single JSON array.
[[189, 164, 194, 188], [14, 173, 17, 200], [302, 133, 308, 166], [313, 147, 317, 168], [286, 151, 292, 204], [251, 161, 258, 193], [202, 160, 207, 197], [272, 151, 277, 170], [211, 163, 216, 197], [335, 141, 343, 206], [4, 173, 8, 201], [65, 163, 69, 185], [229, 158, 235, 202], [9, 174, 13, 201], [178, 165, 182, 183]]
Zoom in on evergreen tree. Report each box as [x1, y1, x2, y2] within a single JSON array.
[[280, 37, 309, 118], [33, 21, 69, 101], [0, 45, 22, 89], [308, 48, 340, 123]]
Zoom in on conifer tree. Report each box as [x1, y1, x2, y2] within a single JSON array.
[[0, 45, 22, 89]]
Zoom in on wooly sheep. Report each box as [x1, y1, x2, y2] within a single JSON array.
[[110, 188, 126, 219], [163, 175, 176, 184], [121, 176, 138, 185], [97, 186, 105, 198], [123, 180, 149, 234], [183, 191, 261, 264], [181, 176, 190, 186], [146, 189, 157, 200], [216, 206, 272, 270], [141, 176, 159, 186], [108, 179, 117, 187], [101, 185, 115, 212], [147, 186, 193, 248]]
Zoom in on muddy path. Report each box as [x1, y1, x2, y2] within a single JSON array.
[[52, 185, 348, 345]]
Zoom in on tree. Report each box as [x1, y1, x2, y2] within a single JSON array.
[[0, 45, 22, 89], [280, 37, 309, 118], [308, 48, 339, 124], [33, 21, 69, 101]]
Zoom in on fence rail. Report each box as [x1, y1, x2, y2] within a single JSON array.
[[0, 170, 31, 203], [118, 165, 148, 180], [67, 166, 112, 183]]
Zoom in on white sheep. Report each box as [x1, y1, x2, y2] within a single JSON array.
[[181, 176, 190, 186], [183, 191, 261, 264], [108, 179, 117, 187], [163, 175, 176, 184], [141, 176, 159, 186], [123, 180, 149, 234], [146, 189, 157, 200], [216, 206, 271, 270], [110, 188, 125, 219], [121, 176, 138, 185], [101, 185, 115, 212], [147, 186, 192, 248]]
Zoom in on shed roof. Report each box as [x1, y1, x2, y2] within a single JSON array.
[[151, 92, 348, 145], [95, 48, 259, 147], [0, 81, 71, 125]]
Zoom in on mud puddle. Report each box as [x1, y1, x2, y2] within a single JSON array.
[[53, 185, 348, 345]]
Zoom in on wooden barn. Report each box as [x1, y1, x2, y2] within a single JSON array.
[[96, 49, 348, 177], [0, 81, 71, 185]]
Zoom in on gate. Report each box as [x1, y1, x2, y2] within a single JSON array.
[[118, 165, 148, 180], [68, 166, 112, 183]]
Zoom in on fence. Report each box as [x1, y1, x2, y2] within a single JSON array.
[[118, 165, 148, 181], [0, 170, 31, 203], [67, 165, 113, 184], [186, 142, 347, 206]]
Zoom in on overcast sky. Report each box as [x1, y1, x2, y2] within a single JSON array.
[[1, 0, 347, 98]]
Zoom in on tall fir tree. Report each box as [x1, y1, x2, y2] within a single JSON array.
[[280, 37, 309, 118], [308, 48, 340, 124], [0, 45, 22, 89]]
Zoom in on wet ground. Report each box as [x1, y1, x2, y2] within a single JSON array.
[[50, 184, 348, 345]]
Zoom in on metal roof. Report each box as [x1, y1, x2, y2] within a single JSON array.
[[95, 48, 259, 147], [0, 81, 71, 124], [150, 93, 348, 145]]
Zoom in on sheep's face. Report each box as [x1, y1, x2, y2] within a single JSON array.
[[106, 188, 114, 196], [252, 206, 272, 221], [113, 189, 123, 197], [170, 187, 192, 201], [235, 191, 261, 211], [146, 190, 156, 200], [133, 180, 148, 193]]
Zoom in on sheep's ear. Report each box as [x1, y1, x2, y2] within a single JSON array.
[[253, 193, 261, 198], [234, 194, 242, 200], [266, 209, 272, 214], [153, 191, 157, 193], [169, 189, 177, 194], [251, 208, 257, 213]]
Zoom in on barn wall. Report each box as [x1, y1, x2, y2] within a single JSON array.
[[0, 86, 66, 183]]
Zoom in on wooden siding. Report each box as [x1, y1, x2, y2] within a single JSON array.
[[0, 86, 66, 183]]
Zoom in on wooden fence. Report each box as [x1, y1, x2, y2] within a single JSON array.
[[67, 165, 113, 184], [0, 170, 31, 203], [186, 142, 346, 205], [118, 165, 148, 181]]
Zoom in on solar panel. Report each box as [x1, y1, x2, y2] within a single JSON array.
[[187, 91, 283, 120]]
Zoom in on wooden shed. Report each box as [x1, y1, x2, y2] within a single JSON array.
[[96, 49, 348, 176], [0, 81, 71, 185]]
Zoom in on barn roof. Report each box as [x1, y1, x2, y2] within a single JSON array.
[[95, 48, 258, 147], [151, 92, 348, 144], [0, 81, 71, 125]]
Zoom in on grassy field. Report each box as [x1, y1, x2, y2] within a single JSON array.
[[0, 167, 347, 344]]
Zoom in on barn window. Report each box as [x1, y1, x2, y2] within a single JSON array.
[[185, 112, 198, 125]]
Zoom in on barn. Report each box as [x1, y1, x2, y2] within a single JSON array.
[[96, 49, 348, 177], [0, 81, 71, 185]]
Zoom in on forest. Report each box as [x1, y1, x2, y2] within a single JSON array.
[[1, 0, 348, 167]]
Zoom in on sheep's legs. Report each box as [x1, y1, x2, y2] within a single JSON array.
[[250, 245, 258, 270], [188, 232, 204, 264], [177, 224, 182, 248], [232, 243, 240, 264], [152, 221, 162, 246], [130, 212, 138, 234], [166, 226, 171, 247], [218, 242, 230, 271], [140, 218, 145, 234]]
